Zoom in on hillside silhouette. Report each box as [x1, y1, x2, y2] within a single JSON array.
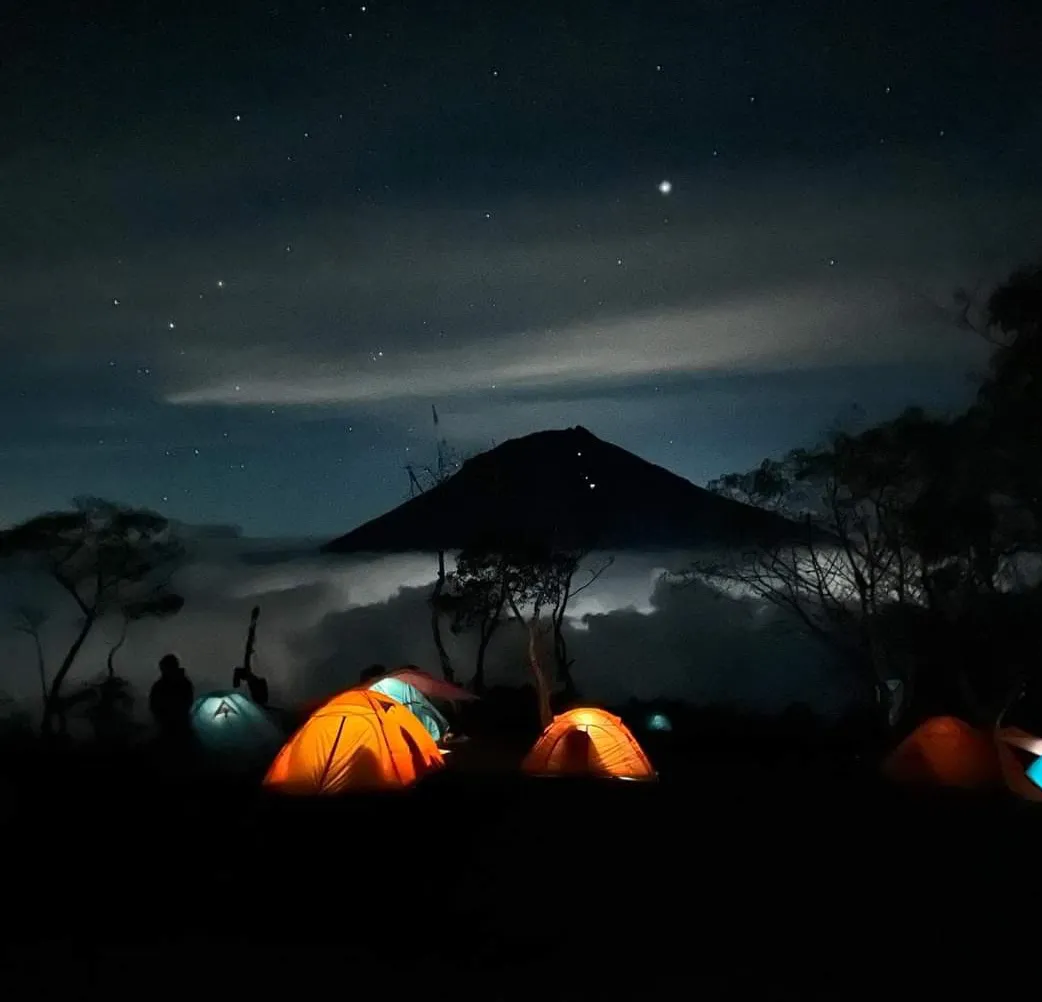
[[323, 426, 806, 554]]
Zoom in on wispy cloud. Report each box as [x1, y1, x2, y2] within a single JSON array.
[[164, 280, 969, 407]]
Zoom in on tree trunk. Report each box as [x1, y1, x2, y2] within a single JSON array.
[[42, 612, 96, 736], [107, 617, 130, 681], [430, 550, 455, 682], [528, 622, 552, 729], [473, 621, 498, 695], [552, 622, 576, 697], [31, 634, 47, 712]]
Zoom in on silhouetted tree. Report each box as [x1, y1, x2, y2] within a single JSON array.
[[12, 605, 48, 716], [0, 497, 184, 736], [403, 405, 473, 683], [81, 590, 185, 744], [961, 263, 1042, 552], [440, 548, 510, 694], [463, 542, 611, 725], [695, 406, 1012, 723], [697, 261, 1042, 727]]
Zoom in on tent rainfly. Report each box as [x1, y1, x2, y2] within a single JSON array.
[[381, 666, 477, 702], [367, 676, 450, 743], [264, 689, 444, 794]]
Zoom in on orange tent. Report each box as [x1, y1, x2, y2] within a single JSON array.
[[264, 689, 444, 794], [882, 716, 1002, 790], [522, 707, 656, 780]]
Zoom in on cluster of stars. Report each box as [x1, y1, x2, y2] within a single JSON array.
[[109, 277, 233, 373], [97, 39, 914, 525]]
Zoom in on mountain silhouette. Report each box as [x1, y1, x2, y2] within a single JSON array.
[[323, 426, 808, 554]]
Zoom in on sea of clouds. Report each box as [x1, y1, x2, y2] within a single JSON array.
[[0, 532, 856, 725]]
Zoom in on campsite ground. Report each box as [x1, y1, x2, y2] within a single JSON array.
[[4, 734, 1039, 996]]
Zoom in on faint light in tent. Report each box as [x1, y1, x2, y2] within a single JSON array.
[[647, 713, 672, 732]]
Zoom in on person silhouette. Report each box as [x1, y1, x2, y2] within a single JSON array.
[[149, 653, 194, 740], [560, 728, 593, 775]]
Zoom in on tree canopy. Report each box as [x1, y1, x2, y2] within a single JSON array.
[[0, 497, 185, 734], [697, 262, 1042, 729]]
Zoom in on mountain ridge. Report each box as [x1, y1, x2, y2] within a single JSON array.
[[322, 426, 806, 554]]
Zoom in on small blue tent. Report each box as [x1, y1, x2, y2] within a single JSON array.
[[368, 677, 450, 742], [190, 690, 283, 765], [646, 712, 672, 732]]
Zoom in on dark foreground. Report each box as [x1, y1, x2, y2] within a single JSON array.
[[3, 745, 1040, 997]]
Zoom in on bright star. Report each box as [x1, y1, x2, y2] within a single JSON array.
[[658, 179, 672, 195]]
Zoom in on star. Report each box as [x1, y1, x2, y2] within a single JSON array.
[[112, 298, 120, 306], [658, 179, 672, 195], [234, 114, 241, 122], [217, 279, 224, 288], [168, 321, 176, 329]]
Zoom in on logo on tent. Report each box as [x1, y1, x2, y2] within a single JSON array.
[[213, 699, 236, 719]]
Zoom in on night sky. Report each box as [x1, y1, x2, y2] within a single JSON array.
[[4, 1, 1041, 538]]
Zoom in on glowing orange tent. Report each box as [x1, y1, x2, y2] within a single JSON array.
[[522, 707, 656, 780], [882, 716, 1003, 790], [264, 689, 444, 794]]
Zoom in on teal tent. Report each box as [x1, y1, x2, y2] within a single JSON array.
[[368, 676, 450, 742], [190, 690, 283, 765], [646, 712, 672, 732]]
